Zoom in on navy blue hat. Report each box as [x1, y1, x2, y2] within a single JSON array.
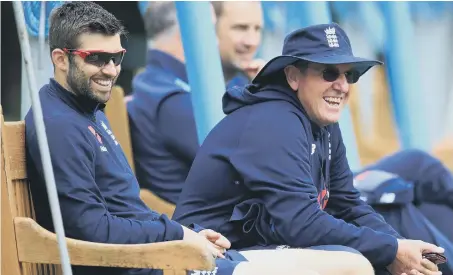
[[252, 23, 382, 84]]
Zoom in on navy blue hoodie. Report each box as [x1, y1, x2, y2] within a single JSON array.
[[174, 83, 401, 268], [26, 79, 183, 275], [127, 50, 250, 204]]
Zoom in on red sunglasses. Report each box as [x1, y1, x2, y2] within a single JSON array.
[[63, 48, 126, 67]]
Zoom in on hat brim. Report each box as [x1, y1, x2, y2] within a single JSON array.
[[252, 54, 383, 84]]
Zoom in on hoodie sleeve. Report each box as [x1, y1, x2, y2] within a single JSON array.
[[27, 117, 184, 244], [230, 111, 398, 267], [157, 92, 199, 162], [326, 123, 402, 239]]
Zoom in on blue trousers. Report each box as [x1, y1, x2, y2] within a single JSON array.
[[186, 250, 247, 275]]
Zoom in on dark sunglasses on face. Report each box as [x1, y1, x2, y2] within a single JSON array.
[[63, 48, 126, 67], [319, 66, 360, 84]]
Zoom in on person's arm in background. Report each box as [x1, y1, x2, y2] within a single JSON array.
[[325, 123, 403, 239], [226, 60, 266, 90], [157, 92, 200, 163], [363, 149, 453, 208]]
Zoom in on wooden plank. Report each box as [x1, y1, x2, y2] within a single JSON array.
[[15, 217, 215, 271]]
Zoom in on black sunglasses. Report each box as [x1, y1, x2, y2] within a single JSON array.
[[320, 67, 360, 84], [63, 48, 126, 67]]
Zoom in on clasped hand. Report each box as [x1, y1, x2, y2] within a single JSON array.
[[387, 239, 444, 275], [183, 226, 231, 259]]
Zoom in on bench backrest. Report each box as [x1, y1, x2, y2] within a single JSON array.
[[1, 108, 62, 275]]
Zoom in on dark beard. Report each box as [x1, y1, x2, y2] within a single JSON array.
[[66, 60, 114, 104]]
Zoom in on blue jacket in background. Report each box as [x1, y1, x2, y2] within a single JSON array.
[[127, 50, 197, 204], [355, 149, 453, 243], [226, 73, 250, 90], [173, 83, 401, 268], [354, 150, 453, 274], [26, 79, 183, 275], [357, 149, 453, 208], [127, 50, 251, 204]]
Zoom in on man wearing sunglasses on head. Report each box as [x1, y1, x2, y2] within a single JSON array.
[[173, 23, 445, 275], [24, 3, 375, 275]]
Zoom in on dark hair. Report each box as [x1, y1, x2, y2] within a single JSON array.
[[259, 60, 309, 87], [48, 2, 126, 54], [211, 1, 224, 18], [293, 60, 309, 72], [143, 2, 178, 40]]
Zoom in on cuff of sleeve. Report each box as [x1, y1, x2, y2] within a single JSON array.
[[380, 236, 399, 267], [162, 215, 184, 241], [188, 223, 206, 233]]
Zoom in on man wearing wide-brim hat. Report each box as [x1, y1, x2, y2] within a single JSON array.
[[174, 23, 444, 275]]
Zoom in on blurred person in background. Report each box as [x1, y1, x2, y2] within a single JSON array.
[[127, 1, 264, 204], [212, 1, 265, 88], [354, 149, 453, 275], [173, 23, 445, 275]]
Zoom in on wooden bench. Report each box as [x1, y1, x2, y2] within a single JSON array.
[[0, 106, 214, 275], [104, 86, 176, 218]]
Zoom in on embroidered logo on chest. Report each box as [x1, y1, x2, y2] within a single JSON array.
[[328, 132, 331, 160], [100, 121, 119, 146], [88, 126, 107, 152]]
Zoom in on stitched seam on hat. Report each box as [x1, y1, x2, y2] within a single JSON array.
[[298, 51, 357, 59]]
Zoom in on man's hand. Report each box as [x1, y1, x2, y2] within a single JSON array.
[[243, 59, 266, 80], [387, 239, 444, 275], [198, 229, 231, 250], [182, 226, 228, 259]]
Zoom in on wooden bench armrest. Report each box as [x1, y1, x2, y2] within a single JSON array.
[[14, 217, 215, 270]]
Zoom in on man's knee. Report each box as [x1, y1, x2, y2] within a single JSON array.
[[239, 247, 374, 275], [306, 246, 376, 274], [340, 252, 374, 275], [307, 245, 362, 255], [303, 248, 374, 275]]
